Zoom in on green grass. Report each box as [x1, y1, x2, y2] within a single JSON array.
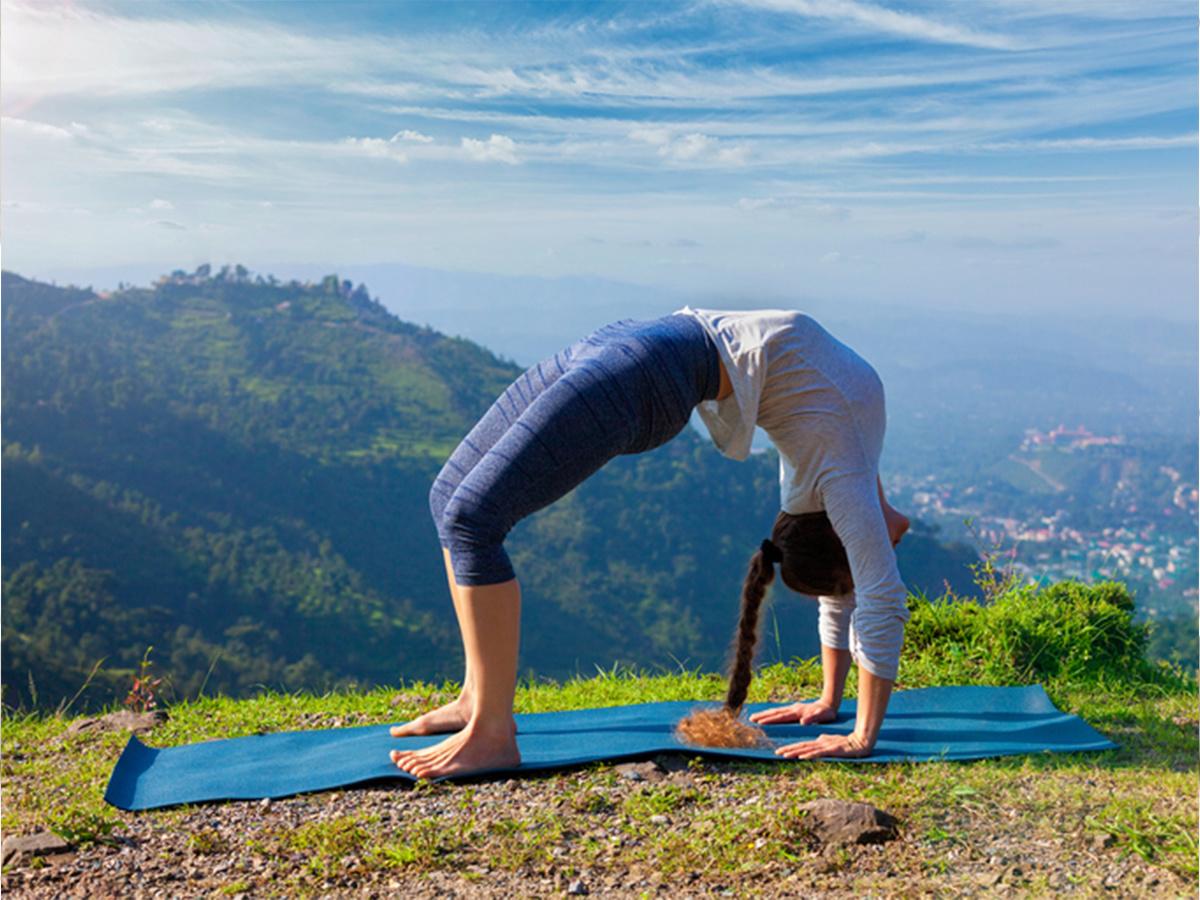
[[2, 580, 1196, 892]]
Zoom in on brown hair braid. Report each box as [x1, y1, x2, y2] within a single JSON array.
[[673, 544, 778, 748], [724, 542, 777, 712]]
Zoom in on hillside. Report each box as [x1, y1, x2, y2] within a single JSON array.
[[1, 267, 979, 711], [1, 581, 1195, 897]]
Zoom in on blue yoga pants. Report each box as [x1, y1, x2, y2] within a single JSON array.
[[430, 313, 721, 586]]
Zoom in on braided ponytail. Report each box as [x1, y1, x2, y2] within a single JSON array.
[[674, 539, 778, 749], [724, 540, 779, 712]]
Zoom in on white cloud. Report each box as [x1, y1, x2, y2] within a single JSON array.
[[715, 145, 750, 166], [665, 132, 713, 161], [629, 128, 748, 166], [342, 136, 409, 163], [149, 198, 174, 210], [628, 126, 672, 147], [391, 129, 434, 143], [461, 134, 519, 164]]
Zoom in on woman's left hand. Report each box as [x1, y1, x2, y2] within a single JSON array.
[[774, 731, 873, 759]]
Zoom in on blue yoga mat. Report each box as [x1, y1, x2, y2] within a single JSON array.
[[104, 685, 1115, 811]]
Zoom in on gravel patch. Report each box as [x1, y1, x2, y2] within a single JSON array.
[[2, 752, 1189, 898]]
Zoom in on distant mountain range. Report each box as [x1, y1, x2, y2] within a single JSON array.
[[42, 259, 1195, 475], [3, 267, 981, 710]]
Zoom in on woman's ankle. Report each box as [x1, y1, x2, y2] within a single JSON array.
[[464, 711, 517, 739]]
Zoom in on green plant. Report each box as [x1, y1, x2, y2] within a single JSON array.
[[962, 515, 1024, 604], [48, 808, 118, 848], [188, 828, 229, 854], [124, 646, 163, 713]]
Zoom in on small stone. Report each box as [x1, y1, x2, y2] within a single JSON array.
[[648, 815, 669, 825], [66, 709, 168, 737], [797, 799, 899, 845], [2, 832, 73, 866], [652, 754, 691, 773], [616, 761, 665, 783], [567, 879, 589, 895], [1092, 833, 1117, 850], [259, 798, 271, 808]]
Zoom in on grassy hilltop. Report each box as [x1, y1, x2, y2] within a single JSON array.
[[2, 580, 1196, 897]]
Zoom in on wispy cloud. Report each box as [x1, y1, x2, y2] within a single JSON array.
[[728, 0, 1019, 50], [3, 116, 78, 140], [979, 135, 1197, 152], [1, 0, 1193, 320]]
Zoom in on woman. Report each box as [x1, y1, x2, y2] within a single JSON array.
[[390, 307, 911, 778]]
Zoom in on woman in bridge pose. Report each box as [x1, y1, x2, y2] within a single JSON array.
[[390, 307, 911, 778]]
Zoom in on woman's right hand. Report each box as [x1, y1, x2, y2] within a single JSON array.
[[748, 700, 838, 726]]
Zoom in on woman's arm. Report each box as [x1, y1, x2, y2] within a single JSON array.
[[773, 470, 909, 758], [821, 643, 853, 709], [852, 665, 894, 746], [818, 471, 909, 683], [816, 592, 856, 706]]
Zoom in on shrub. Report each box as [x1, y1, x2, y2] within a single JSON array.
[[903, 579, 1166, 687]]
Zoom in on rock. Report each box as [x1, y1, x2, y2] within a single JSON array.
[[1092, 833, 1117, 850], [567, 879, 589, 895], [2, 831, 73, 866], [66, 709, 168, 737], [648, 815, 669, 825], [652, 754, 691, 773], [797, 799, 899, 846], [615, 761, 665, 783]]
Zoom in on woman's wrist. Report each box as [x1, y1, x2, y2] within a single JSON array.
[[846, 730, 875, 752], [852, 664, 895, 749]]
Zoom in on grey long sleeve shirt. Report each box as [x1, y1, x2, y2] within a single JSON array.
[[675, 306, 909, 680]]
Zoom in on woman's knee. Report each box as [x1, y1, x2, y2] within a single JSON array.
[[440, 493, 515, 584], [440, 491, 509, 548]]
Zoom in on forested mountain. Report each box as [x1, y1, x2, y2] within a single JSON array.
[[1, 268, 978, 710]]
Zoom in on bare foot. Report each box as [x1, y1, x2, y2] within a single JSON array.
[[389, 693, 472, 737], [390, 719, 520, 780], [389, 693, 519, 738]]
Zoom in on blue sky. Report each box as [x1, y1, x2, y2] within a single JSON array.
[[2, 0, 1196, 319]]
